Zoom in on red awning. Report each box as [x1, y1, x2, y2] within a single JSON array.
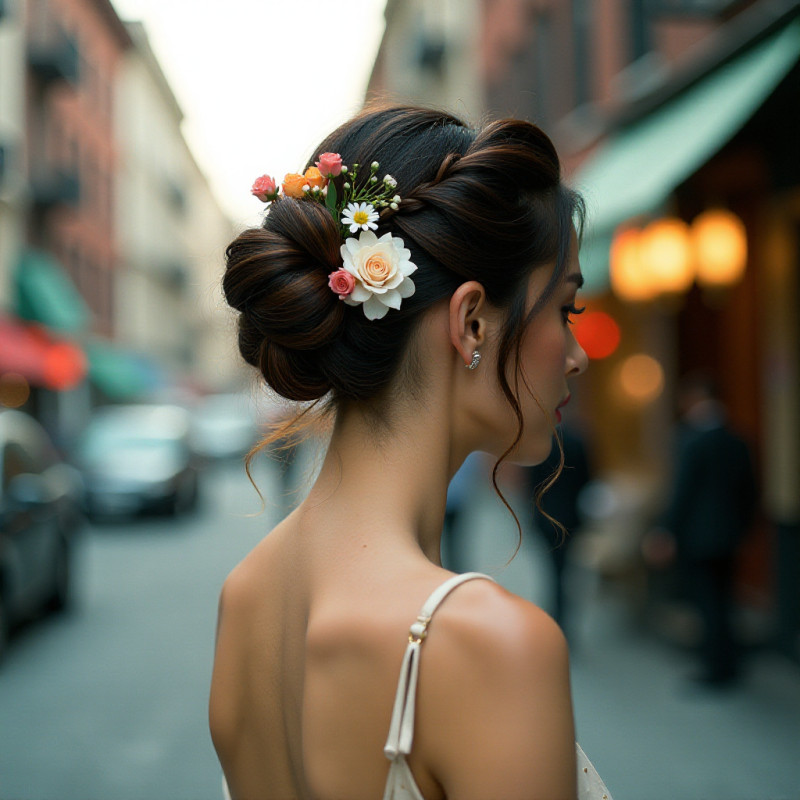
[[0, 315, 88, 391]]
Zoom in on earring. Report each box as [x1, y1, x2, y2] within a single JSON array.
[[466, 350, 481, 370]]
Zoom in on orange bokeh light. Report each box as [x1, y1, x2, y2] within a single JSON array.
[[573, 311, 621, 360], [691, 209, 748, 287], [0, 373, 31, 408]]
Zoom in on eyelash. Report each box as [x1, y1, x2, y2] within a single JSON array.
[[562, 303, 586, 325]]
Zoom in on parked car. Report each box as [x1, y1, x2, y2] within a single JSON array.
[[76, 404, 199, 519], [189, 392, 259, 461], [0, 409, 84, 661]]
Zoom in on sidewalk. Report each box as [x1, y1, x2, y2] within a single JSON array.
[[455, 477, 800, 800]]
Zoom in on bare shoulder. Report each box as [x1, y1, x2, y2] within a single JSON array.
[[216, 526, 286, 622], [217, 549, 262, 618], [428, 579, 569, 676], [415, 580, 577, 800], [210, 532, 285, 753]]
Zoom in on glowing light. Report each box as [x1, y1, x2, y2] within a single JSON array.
[[638, 218, 694, 294], [615, 354, 664, 406], [691, 209, 747, 288], [573, 311, 621, 360], [610, 227, 655, 302], [0, 373, 31, 408]]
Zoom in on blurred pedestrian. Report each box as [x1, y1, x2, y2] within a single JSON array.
[[525, 425, 591, 635], [440, 451, 483, 573], [648, 372, 757, 687]]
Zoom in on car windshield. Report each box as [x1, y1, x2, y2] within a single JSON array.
[[79, 419, 184, 465]]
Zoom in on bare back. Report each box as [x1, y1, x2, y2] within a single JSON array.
[[210, 509, 577, 800], [210, 516, 455, 800]]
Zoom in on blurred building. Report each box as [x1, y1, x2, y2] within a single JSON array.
[[560, 0, 800, 655], [367, 0, 484, 122], [115, 21, 237, 396], [0, 1, 26, 303], [0, 0, 236, 446], [369, 0, 800, 654]]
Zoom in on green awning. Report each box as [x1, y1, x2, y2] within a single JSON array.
[[86, 341, 165, 400], [574, 19, 800, 292], [14, 249, 91, 333]]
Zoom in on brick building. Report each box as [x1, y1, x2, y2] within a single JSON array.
[[23, 0, 130, 337]]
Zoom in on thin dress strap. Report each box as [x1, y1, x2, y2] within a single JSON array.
[[383, 572, 495, 761]]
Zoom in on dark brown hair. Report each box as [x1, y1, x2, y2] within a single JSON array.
[[223, 105, 583, 527]]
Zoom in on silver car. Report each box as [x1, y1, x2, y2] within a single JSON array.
[[77, 405, 199, 519]]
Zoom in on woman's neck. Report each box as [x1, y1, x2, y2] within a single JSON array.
[[300, 388, 468, 565]]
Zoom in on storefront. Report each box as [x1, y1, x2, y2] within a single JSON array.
[[6, 249, 168, 447], [572, 13, 800, 649]]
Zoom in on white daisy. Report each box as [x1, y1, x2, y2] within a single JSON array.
[[341, 201, 379, 233]]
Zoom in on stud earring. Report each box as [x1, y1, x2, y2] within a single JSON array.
[[466, 350, 481, 370]]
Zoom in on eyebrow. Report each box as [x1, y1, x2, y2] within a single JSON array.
[[565, 273, 585, 288]]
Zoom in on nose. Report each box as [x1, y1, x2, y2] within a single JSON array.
[[567, 331, 588, 377]]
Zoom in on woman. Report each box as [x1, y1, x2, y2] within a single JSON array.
[[210, 105, 612, 800]]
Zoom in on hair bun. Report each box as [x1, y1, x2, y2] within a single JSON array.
[[223, 198, 345, 401]]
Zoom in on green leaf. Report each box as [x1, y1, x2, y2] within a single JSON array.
[[325, 180, 338, 216]]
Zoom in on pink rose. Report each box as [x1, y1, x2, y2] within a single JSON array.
[[316, 152, 343, 177], [251, 174, 278, 202], [328, 268, 356, 299]]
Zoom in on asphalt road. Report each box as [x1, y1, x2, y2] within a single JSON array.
[[1, 452, 798, 800], [0, 459, 279, 800]]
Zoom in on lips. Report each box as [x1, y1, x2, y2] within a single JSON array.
[[555, 394, 570, 423]]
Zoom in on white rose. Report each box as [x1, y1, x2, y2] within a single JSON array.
[[340, 231, 418, 320]]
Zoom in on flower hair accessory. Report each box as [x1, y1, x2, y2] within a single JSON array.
[[252, 155, 415, 319]]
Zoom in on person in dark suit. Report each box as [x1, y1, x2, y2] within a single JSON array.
[[525, 425, 591, 636], [656, 373, 757, 686]]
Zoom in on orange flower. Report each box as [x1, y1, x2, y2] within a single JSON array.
[[282, 173, 307, 198], [303, 166, 327, 190]]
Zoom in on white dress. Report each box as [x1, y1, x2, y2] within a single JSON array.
[[382, 572, 613, 800]]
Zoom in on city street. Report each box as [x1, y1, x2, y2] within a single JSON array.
[[1, 453, 799, 800]]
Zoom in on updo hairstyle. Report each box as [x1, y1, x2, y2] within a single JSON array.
[[223, 105, 583, 433]]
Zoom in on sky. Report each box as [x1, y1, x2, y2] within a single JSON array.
[[109, 0, 388, 227]]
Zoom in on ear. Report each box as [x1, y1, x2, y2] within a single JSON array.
[[449, 281, 488, 367]]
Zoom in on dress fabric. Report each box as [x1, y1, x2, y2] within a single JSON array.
[[382, 571, 614, 800]]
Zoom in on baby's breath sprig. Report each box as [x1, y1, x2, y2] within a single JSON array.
[[333, 161, 401, 236]]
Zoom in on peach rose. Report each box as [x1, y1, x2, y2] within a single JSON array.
[[362, 254, 392, 286], [282, 173, 307, 198], [304, 166, 327, 190], [328, 269, 356, 299], [316, 152, 343, 177]]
